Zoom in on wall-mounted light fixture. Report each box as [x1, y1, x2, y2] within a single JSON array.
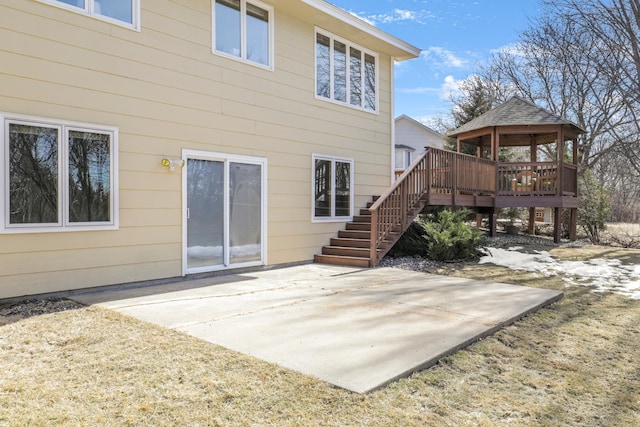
[[161, 158, 185, 171]]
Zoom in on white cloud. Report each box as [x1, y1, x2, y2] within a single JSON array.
[[440, 75, 462, 101], [490, 42, 526, 56], [397, 86, 440, 95], [363, 8, 434, 26], [421, 47, 468, 68]]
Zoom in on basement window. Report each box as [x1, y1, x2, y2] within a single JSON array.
[[312, 154, 353, 222], [1, 113, 119, 233]]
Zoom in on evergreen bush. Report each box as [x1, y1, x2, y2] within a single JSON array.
[[422, 209, 485, 261], [387, 208, 485, 261]]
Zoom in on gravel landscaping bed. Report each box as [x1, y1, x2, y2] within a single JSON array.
[[0, 298, 83, 326], [379, 232, 585, 273]]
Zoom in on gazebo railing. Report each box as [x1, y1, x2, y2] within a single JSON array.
[[497, 162, 561, 195]]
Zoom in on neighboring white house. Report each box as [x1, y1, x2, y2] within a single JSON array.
[[394, 114, 446, 173]]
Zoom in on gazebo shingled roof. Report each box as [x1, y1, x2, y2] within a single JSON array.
[[447, 96, 586, 147]]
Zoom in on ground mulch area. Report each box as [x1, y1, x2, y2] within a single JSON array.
[[1, 243, 639, 426]]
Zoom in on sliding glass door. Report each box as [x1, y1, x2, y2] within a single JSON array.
[[184, 151, 266, 274]]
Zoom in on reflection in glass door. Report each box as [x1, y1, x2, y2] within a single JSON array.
[[186, 159, 224, 269], [229, 162, 262, 264], [184, 152, 265, 274]]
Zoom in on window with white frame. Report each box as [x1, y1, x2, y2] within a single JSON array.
[[213, 0, 273, 69], [313, 155, 353, 221], [315, 29, 378, 112], [1, 114, 118, 232], [38, 0, 139, 29], [394, 147, 414, 170]]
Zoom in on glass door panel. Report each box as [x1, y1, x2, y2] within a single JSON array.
[[229, 162, 262, 264], [335, 161, 351, 217], [186, 158, 224, 269], [314, 159, 332, 217]]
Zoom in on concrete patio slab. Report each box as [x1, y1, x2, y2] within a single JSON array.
[[71, 264, 562, 393]]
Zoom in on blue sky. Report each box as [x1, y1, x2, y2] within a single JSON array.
[[328, 0, 543, 125]]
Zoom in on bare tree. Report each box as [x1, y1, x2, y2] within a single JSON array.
[[483, 10, 636, 169], [447, 1, 640, 221], [543, 0, 640, 174]]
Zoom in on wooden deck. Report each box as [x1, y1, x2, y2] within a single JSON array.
[[315, 147, 579, 268]]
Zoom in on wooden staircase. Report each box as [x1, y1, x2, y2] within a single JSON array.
[[314, 193, 416, 268], [314, 199, 380, 268], [314, 149, 432, 268]]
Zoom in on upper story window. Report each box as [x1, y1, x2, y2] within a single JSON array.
[[315, 29, 378, 113], [38, 0, 140, 29], [1, 114, 118, 233], [213, 0, 274, 70]]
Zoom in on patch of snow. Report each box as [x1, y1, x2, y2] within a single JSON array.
[[187, 244, 260, 259], [479, 247, 640, 300]]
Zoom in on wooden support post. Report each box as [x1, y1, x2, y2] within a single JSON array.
[[528, 207, 536, 235], [553, 207, 562, 243], [369, 208, 378, 267], [569, 208, 577, 241], [557, 128, 565, 197], [489, 210, 498, 237], [476, 213, 483, 228], [452, 154, 458, 206]]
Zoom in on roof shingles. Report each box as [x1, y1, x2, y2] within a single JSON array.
[[448, 96, 586, 136]]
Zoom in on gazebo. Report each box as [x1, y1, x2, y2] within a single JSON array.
[[448, 96, 585, 242]]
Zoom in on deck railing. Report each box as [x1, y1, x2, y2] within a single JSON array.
[[497, 162, 561, 195], [562, 164, 578, 196], [497, 162, 578, 195], [369, 148, 495, 266], [429, 149, 496, 197]]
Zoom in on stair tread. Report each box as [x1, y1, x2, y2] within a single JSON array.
[[338, 230, 369, 235], [331, 238, 371, 248], [314, 254, 371, 268], [324, 245, 369, 251], [322, 246, 371, 258]]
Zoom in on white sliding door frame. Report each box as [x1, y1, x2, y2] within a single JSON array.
[[182, 149, 267, 275]]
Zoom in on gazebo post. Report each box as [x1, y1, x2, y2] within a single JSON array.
[[554, 208, 562, 243], [570, 136, 579, 241], [528, 209, 537, 235], [489, 210, 498, 237], [569, 209, 577, 241], [528, 135, 537, 235]]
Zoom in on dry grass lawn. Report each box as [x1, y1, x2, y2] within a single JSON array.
[[1, 245, 639, 426]]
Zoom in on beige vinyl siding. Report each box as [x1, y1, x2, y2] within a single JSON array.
[[0, 0, 395, 297]]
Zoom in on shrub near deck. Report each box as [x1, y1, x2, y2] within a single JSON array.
[[388, 209, 485, 261]]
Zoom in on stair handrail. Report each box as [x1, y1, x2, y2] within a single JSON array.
[[368, 148, 433, 266]]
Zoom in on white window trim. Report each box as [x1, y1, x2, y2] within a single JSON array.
[[211, 0, 275, 71], [314, 27, 379, 114], [181, 149, 268, 276], [395, 148, 414, 171], [311, 154, 354, 222], [1, 112, 119, 234], [36, 0, 141, 31]]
